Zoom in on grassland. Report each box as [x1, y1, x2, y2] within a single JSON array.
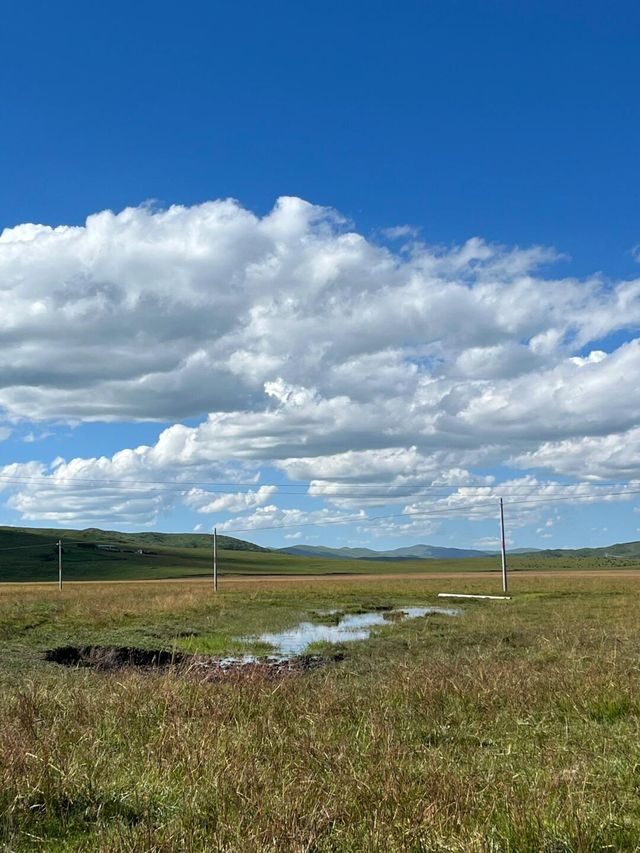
[[1, 572, 640, 850], [2, 523, 640, 583]]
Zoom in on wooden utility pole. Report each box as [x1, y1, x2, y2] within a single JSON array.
[[213, 528, 218, 592], [499, 498, 508, 594], [57, 540, 63, 591]]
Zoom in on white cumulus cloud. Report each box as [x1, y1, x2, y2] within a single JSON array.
[[2, 196, 640, 526]]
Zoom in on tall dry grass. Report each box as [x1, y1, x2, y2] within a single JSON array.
[[0, 575, 638, 850]]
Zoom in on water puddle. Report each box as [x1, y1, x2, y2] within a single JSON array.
[[246, 606, 459, 657], [44, 605, 459, 678]]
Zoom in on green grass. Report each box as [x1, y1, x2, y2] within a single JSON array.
[[3, 520, 640, 583], [1, 574, 640, 849]]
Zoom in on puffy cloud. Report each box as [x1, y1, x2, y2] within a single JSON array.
[[2, 196, 640, 527], [355, 516, 441, 539], [0, 449, 257, 526], [2, 374, 640, 526], [278, 450, 493, 510], [513, 428, 640, 479], [402, 477, 640, 529], [473, 535, 514, 549], [1, 196, 639, 428], [21, 430, 52, 443], [0, 461, 175, 525], [536, 518, 556, 539], [184, 485, 277, 514], [380, 225, 420, 240], [216, 506, 367, 533]]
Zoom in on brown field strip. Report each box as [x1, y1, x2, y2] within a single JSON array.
[[3, 567, 640, 591]]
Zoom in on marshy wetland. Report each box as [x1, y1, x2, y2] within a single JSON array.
[[1, 572, 640, 850]]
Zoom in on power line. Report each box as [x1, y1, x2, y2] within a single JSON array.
[[0, 476, 498, 501], [505, 489, 640, 507], [221, 498, 536, 533], [223, 489, 640, 533], [0, 472, 636, 492], [0, 473, 637, 501], [0, 474, 639, 539], [0, 487, 638, 542]]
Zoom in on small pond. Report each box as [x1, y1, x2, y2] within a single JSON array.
[[44, 606, 461, 675], [242, 605, 460, 658]]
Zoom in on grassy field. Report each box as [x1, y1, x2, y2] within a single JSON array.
[[1, 573, 640, 850], [2, 523, 640, 582]]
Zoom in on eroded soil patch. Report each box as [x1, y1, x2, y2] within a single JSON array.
[[44, 645, 188, 669], [43, 645, 341, 679]]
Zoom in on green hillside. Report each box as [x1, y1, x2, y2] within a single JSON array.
[[1, 525, 640, 582], [0, 524, 504, 582], [0, 525, 266, 552], [0, 525, 268, 583]]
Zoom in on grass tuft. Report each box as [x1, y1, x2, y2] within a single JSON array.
[[0, 574, 639, 849]]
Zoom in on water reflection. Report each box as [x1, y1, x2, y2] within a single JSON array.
[[248, 606, 459, 657]]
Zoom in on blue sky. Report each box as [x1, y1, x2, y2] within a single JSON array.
[[1, 0, 640, 550]]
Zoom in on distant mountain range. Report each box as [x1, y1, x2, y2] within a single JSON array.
[[277, 543, 541, 560], [4, 522, 640, 567]]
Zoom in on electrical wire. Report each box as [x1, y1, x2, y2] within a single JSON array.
[[223, 489, 640, 533], [0, 472, 636, 493], [0, 482, 639, 539]]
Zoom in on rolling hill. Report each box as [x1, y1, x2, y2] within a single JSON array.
[[0, 524, 266, 552], [280, 543, 495, 560], [0, 523, 639, 582], [0, 525, 268, 583]]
